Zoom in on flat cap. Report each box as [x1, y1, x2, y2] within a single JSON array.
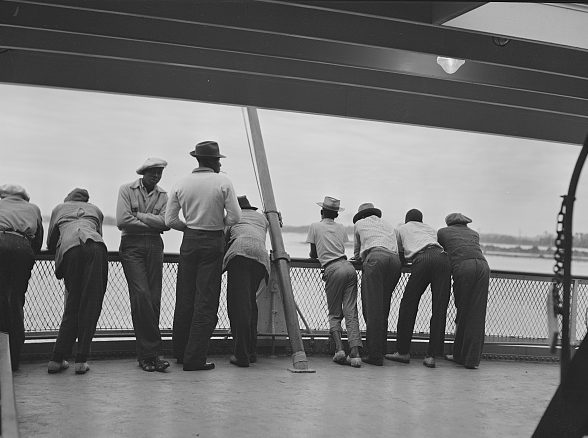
[[136, 157, 168, 175]]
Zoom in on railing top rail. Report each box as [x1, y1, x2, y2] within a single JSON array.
[[34, 251, 588, 281]]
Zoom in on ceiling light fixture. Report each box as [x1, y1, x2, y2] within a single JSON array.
[[436, 56, 465, 74]]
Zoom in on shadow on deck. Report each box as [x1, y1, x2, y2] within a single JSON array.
[[13, 353, 558, 437]]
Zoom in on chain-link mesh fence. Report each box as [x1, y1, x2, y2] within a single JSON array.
[[24, 255, 588, 343]]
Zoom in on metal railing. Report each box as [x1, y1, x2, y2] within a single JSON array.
[[24, 253, 588, 344]]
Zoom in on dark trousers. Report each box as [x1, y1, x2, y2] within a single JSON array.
[[361, 248, 401, 361], [120, 235, 164, 360], [173, 229, 224, 367], [452, 259, 490, 367], [0, 234, 35, 371], [396, 247, 451, 357], [226, 256, 266, 364], [52, 241, 108, 363]]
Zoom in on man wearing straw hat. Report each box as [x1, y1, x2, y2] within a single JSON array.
[[116, 157, 170, 373], [166, 141, 241, 371], [306, 196, 362, 368], [0, 184, 43, 371], [352, 202, 402, 366]]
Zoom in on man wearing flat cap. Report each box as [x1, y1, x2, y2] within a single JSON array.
[[387, 208, 451, 369], [47, 188, 108, 375], [166, 141, 240, 371], [116, 157, 170, 372], [306, 196, 362, 368], [0, 184, 43, 371], [223, 195, 270, 367], [352, 203, 401, 366], [437, 213, 489, 369]]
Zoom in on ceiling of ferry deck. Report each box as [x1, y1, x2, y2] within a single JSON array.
[[0, 1, 586, 144]]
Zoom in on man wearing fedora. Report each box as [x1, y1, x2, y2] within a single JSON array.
[[387, 208, 451, 369], [306, 196, 362, 368], [116, 157, 170, 373], [0, 184, 43, 371], [166, 141, 241, 371], [437, 213, 489, 369], [223, 195, 270, 367], [352, 203, 402, 366]]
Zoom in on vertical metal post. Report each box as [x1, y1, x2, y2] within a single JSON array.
[[246, 107, 314, 373], [570, 279, 579, 347]]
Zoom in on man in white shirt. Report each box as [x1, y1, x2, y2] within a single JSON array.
[[352, 203, 402, 366], [306, 196, 362, 368], [386, 208, 451, 369], [166, 141, 241, 371]]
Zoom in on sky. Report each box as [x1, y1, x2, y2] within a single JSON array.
[[1, 82, 586, 237]]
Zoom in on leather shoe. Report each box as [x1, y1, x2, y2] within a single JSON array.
[[385, 352, 410, 364], [230, 355, 250, 367], [249, 354, 257, 364], [361, 356, 383, 366], [423, 356, 436, 368], [183, 362, 215, 371], [48, 360, 70, 374]]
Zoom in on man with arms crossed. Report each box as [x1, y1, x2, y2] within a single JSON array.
[[166, 141, 241, 371], [117, 157, 170, 373]]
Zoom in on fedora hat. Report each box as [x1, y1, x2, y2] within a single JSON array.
[[353, 202, 382, 223], [136, 157, 168, 175], [317, 196, 344, 212], [445, 212, 472, 226], [238, 195, 258, 210], [189, 141, 226, 158]]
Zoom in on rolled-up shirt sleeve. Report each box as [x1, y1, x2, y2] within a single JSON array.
[[223, 181, 241, 226], [165, 187, 187, 231]]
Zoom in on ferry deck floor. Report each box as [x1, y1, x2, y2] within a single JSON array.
[[13, 354, 558, 438]]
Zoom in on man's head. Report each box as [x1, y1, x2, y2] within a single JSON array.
[[405, 208, 423, 223], [0, 184, 29, 201], [64, 188, 90, 203], [317, 196, 344, 219], [445, 212, 472, 226], [190, 141, 225, 174], [136, 157, 167, 190]]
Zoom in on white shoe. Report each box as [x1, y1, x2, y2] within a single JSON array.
[[332, 350, 346, 365], [346, 356, 362, 368]]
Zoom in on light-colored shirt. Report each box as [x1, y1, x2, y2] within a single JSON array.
[[306, 218, 348, 267], [354, 215, 398, 260], [395, 221, 442, 260], [116, 178, 169, 236], [0, 195, 44, 252], [47, 201, 106, 279], [165, 167, 241, 231], [223, 209, 270, 275]]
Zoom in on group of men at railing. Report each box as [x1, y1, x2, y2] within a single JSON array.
[[0, 140, 271, 375], [306, 196, 490, 369], [0, 138, 490, 376]]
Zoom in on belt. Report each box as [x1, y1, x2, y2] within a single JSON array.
[[0, 230, 29, 240], [323, 256, 347, 269], [411, 244, 442, 259]]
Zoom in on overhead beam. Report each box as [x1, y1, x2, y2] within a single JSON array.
[[7, 0, 586, 78], [1, 50, 586, 144], [0, 25, 585, 120]]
